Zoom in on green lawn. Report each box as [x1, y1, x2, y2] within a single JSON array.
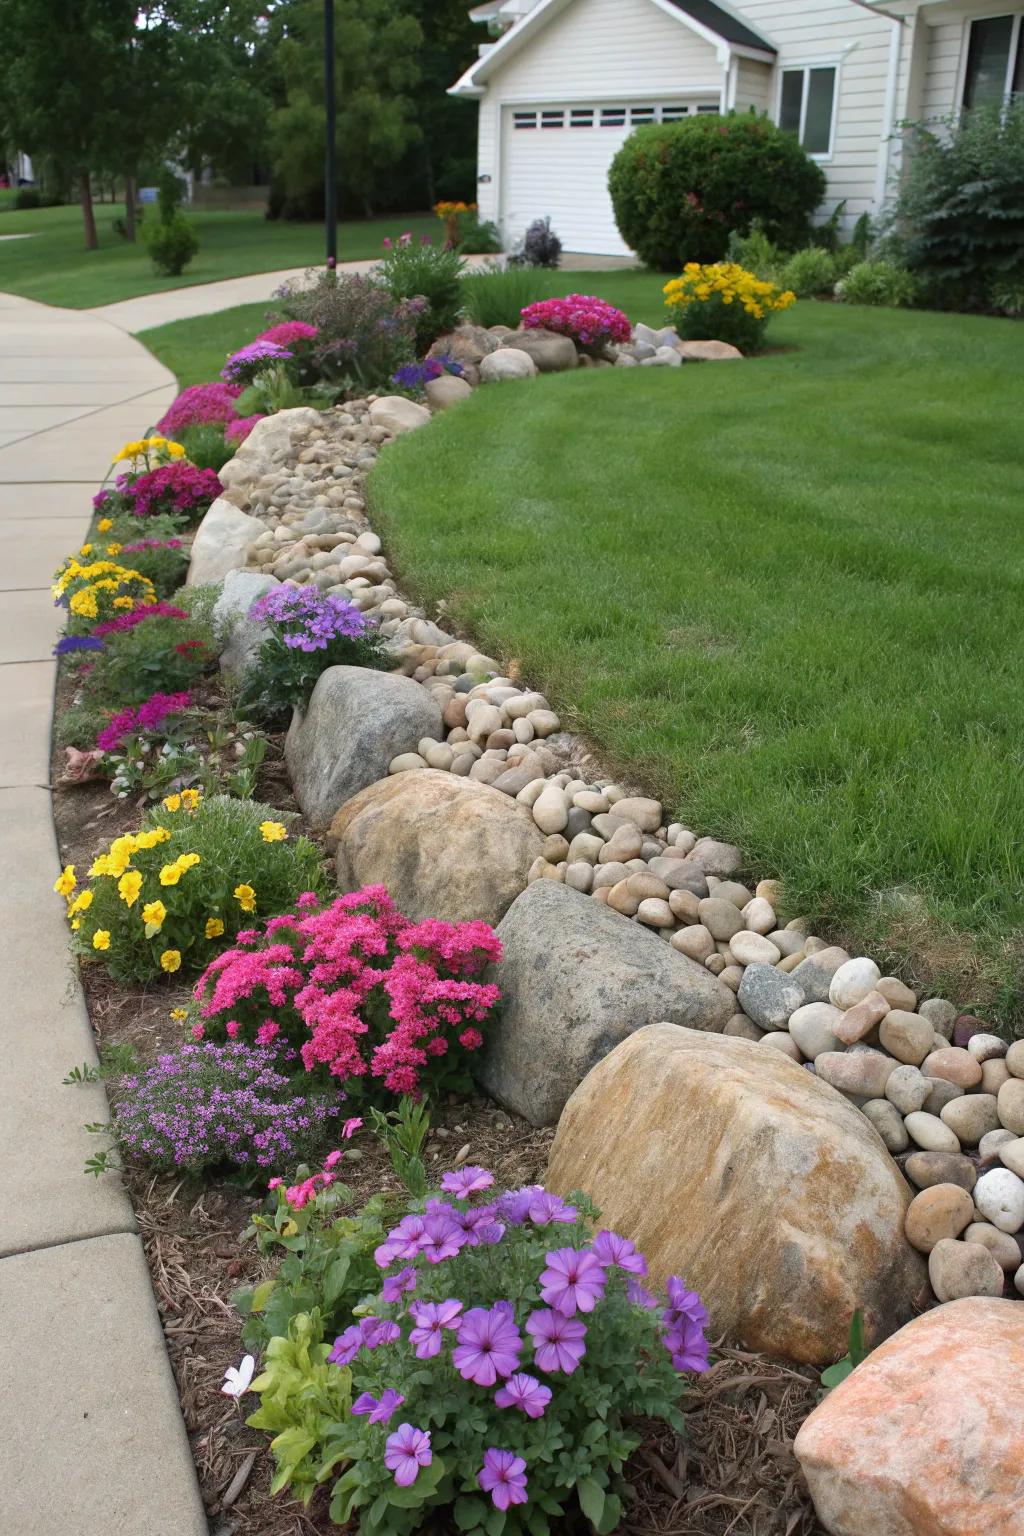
[[369, 302, 1024, 1017], [0, 203, 437, 308]]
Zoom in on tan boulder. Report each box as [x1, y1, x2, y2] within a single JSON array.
[[329, 770, 544, 927], [547, 1023, 927, 1364], [795, 1298, 1024, 1536]]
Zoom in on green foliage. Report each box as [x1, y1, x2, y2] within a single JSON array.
[[836, 260, 917, 308], [114, 540, 190, 598], [82, 613, 213, 710], [991, 274, 1024, 317], [725, 222, 784, 283], [378, 237, 467, 350], [820, 1309, 869, 1391], [460, 265, 550, 329], [366, 1098, 430, 1198], [176, 421, 234, 471], [892, 101, 1024, 309], [235, 618, 388, 728], [14, 187, 41, 209], [72, 793, 329, 983], [454, 210, 502, 255], [609, 112, 826, 268], [247, 1311, 354, 1502], [781, 246, 837, 298], [276, 268, 417, 391], [143, 209, 200, 276]]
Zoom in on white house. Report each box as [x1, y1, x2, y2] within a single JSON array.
[[450, 0, 1024, 255]]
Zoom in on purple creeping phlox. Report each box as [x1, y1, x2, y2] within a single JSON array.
[[248, 584, 371, 652], [452, 1303, 523, 1387]]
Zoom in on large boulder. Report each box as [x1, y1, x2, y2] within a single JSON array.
[[285, 666, 443, 827], [500, 329, 578, 373], [547, 1024, 927, 1363], [425, 375, 473, 412], [479, 349, 538, 383], [330, 770, 544, 926], [427, 325, 500, 366], [218, 407, 324, 496], [476, 883, 734, 1127], [213, 569, 279, 679], [795, 1298, 1024, 1535], [368, 396, 431, 435], [187, 498, 263, 586]]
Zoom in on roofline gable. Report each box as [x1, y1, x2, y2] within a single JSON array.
[[449, 0, 775, 97]]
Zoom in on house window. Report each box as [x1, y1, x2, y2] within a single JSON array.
[[779, 66, 837, 156], [962, 14, 1024, 109]]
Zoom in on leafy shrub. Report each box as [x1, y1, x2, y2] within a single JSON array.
[[509, 217, 562, 269], [378, 236, 467, 351], [664, 263, 795, 353], [725, 222, 784, 282], [276, 269, 419, 392], [892, 101, 1024, 309], [77, 609, 211, 709], [191, 885, 501, 1097], [520, 295, 630, 356], [434, 202, 502, 255], [242, 1170, 707, 1533], [58, 792, 328, 982], [143, 209, 200, 276], [112, 537, 189, 597], [14, 187, 41, 210], [834, 260, 917, 308], [991, 274, 1024, 317], [781, 246, 837, 297], [247, 1312, 355, 1499], [235, 586, 386, 726], [609, 113, 826, 267], [460, 265, 550, 329], [111, 1041, 344, 1176]]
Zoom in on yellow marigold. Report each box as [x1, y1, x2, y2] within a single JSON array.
[[113, 596, 135, 610], [159, 863, 183, 886], [179, 788, 201, 810], [105, 543, 122, 556], [234, 883, 256, 912], [69, 590, 98, 619], [170, 1007, 188, 1021], [69, 888, 93, 916], [54, 865, 76, 898], [78, 544, 93, 557], [97, 518, 113, 533], [142, 900, 167, 930], [92, 930, 111, 951], [160, 948, 182, 973], [162, 793, 182, 812], [166, 441, 186, 459], [71, 919, 81, 931], [205, 917, 225, 939], [259, 821, 287, 843], [117, 869, 143, 907]]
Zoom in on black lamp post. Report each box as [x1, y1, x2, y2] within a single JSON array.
[[324, 0, 337, 266]]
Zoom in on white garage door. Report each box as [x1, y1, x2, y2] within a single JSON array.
[[500, 100, 720, 258]]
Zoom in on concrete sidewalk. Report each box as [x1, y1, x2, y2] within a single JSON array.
[[0, 289, 208, 1534]]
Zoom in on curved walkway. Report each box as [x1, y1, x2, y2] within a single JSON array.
[[0, 290, 207, 1533]]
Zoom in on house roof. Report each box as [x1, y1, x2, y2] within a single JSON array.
[[451, 0, 776, 97]]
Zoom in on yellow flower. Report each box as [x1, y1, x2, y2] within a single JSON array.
[[78, 544, 93, 557], [170, 1007, 188, 1021], [166, 441, 186, 459], [177, 852, 201, 870], [69, 888, 93, 916], [113, 596, 134, 610], [89, 854, 113, 877], [142, 900, 167, 930], [205, 917, 225, 939], [259, 821, 287, 843], [105, 543, 122, 556], [162, 793, 182, 812], [97, 518, 113, 533], [159, 863, 183, 886], [234, 883, 256, 913], [69, 590, 98, 619], [117, 869, 143, 907], [92, 930, 111, 951], [71, 919, 81, 931], [180, 788, 201, 810], [54, 865, 76, 898], [160, 949, 182, 973]]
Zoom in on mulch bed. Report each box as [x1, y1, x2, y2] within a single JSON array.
[[50, 662, 824, 1536]]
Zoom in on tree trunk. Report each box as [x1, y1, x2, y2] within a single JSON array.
[[124, 172, 136, 241], [80, 169, 98, 250]]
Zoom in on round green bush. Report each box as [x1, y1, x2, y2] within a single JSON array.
[[609, 113, 826, 269], [143, 210, 200, 277], [835, 260, 917, 308], [781, 246, 837, 297]]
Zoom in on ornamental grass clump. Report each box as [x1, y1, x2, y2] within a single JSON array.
[[236, 586, 386, 726], [244, 1171, 708, 1532], [111, 1041, 343, 1177], [57, 792, 327, 983], [192, 885, 501, 1098], [663, 262, 795, 353], [520, 295, 631, 357]]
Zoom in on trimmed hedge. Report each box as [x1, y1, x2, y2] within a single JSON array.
[[609, 113, 826, 269]]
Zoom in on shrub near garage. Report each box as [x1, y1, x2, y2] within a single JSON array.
[[56, 792, 327, 983], [609, 113, 826, 268]]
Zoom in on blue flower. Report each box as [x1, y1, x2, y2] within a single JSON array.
[[53, 634, 105, 655]]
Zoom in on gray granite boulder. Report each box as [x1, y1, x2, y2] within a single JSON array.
[[213, 570, 279, 679], [186, 498, 263, 586], [500, 328, 578, 372]]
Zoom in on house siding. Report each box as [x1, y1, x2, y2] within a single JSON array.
[[734, 56, 772, 112]]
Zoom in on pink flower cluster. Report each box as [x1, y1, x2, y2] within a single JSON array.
[[257, 321, 318, 348], [155, 382, 242, 435], [192, 887, 502, 1095], [267, 1122, 364, 1207], [520, 294, 631, 353], [224, 414, 264, 447], [93, 601, 187, 637], [96, 690, 193, 753], [128, 462, 222, 520]]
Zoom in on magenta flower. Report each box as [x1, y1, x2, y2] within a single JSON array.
[[539, 1247, 607, 1316], [441, 1165, 494, 1199], [494, 1372, 551, 1419], [352, 1388, 405, 1425], [419, 1213, 468, 1264], [384, 1423, 432, 1487], [526, 1308, 587, 1374], [408, 1298, 463, 1360], [527, 1190, 578, 1226], [627, 1277, 658, 1310], [592, 1229, 648, 1276], [478, 1448, 528, 1511], [453, 1304, 522, 1386], [381, 1265, 417, 1303], [328, 1324, 363, 1366]]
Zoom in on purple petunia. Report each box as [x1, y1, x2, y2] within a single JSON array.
[[441, 1165, 494, 1199], [418, 1212, 468, 1265], [384, 1423, 432, 1487], [539, 1247, 607, 1316], [453, 1303, 522, 1386], [328, 1314, 400, 1366], [381, 1265, 417, 1303], [478, 1448, 528, 1511], [408, 1299, 463, 1360], [661, 1275, 711, 1373], [592, 1229, 648, 1276], [352, 1388, 405, 1425], [525, 1308, 587, 1374], [527, 1189, 578, 1226], [627, 1277, 658, 1310], [54, 634, 105, 655], [494, 1372, 551, 1419]]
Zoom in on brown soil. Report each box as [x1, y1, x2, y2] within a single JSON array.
[[49, 659, 824, 1536]]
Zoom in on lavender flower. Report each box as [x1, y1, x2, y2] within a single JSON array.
[[442, 1165, 494, 1199], [452, 1304, 522, 1386], [352, 1389, 405, 1425], [220, 339, 294, 386], [493, 1372, 551, 1419], [661, 1275, 711, 1373], [408, 1298, 463, 1360], [538, 1247, 607, 1316], [592, 1229, 648, 1276], [384, 1424, 432, 1487], [248, 585, 372, 653], [381, 1265, 417, 1303], [478, 1448, 528, 1510], [525, 1308, 587, 1374]]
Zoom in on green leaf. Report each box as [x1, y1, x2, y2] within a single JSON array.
[[577, 1476, 606, 1529], [820, 1359, 854, 1389], [848, 1307, 869, 1367], [249, 1279, 275, 1314], [484, 1507, 507, 1536], [454, 1496, 485, 1531], [595, 1493, 621, 1534], [323, 1254, 351, 1306], [385, 1454, 446, 1508]]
